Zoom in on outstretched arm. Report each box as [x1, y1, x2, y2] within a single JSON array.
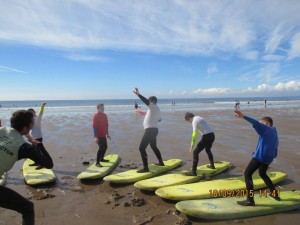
[[234, 109, 269, 135], [18, 136, 53, 169], [133, 87, 150, 106]]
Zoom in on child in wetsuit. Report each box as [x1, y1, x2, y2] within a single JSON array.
[[234, 109, 280, 206]]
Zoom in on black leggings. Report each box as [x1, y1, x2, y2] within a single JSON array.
[[0, 185, 35, 225], [96, 137, 107, 163], [244, 158, 276, 200], [139, 128, 163, 168], [192, 132, 215, 172]]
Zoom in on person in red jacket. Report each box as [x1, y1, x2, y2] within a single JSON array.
[[92, 104, 111, 167]]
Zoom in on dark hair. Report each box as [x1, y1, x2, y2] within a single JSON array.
[[185, 112, 195, 121], [10, 110, 34, 132], [97, 104, 104, 109], [261, 116, 273, 127], [148, 96, 157, 104]]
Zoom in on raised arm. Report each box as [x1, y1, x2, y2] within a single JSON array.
[[234, 109, 269, 135], [133, 88, 150, 106]]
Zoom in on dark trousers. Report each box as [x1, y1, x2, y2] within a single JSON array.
[[139, 128, 163, 168], [244, 158, 276, 201], [192, 132, 215, 172], [96, 137, 108, 163], [0, 185, 35, 225]]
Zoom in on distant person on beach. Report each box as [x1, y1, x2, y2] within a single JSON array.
[[0, 110, 53, 225], [234, 109, 280, 206], [264, 99, 267, 108], [27, 102, 46, 170], [133, 87, 164, 173], [235, 100, 240, 109], [134, 101, 139, 109], [184, 112, 215, 176], [92, 104, 111, 167]]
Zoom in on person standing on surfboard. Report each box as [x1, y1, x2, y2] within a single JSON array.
[[27, 102, 46, 170], [133, 87, 164, 173], [0, 110, 53, 225], [93, 103, 111, 167], [234, 109, 280, 206], [184, 112, 216, 176]]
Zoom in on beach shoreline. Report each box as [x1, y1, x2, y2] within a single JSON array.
[[1, 106, 300, 225]]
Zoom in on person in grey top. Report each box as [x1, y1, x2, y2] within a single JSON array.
[[133, 88, 164, 173]]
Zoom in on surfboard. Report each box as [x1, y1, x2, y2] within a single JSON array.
[[176, 190, 300, 220], [0, 172, 7, 186], [135, 109, 146, 115], [23, 159, 56, 185], [77, 154, 119, 180], [103, 159, 182, 184], [134, 161, 231, 191], [155, 171, 287, 201]]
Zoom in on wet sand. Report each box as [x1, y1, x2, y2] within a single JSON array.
[[1, 107, 300, 225]]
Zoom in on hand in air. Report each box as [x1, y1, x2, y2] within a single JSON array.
[[234, 109, 244, 118], [133, 87, 140, 95]]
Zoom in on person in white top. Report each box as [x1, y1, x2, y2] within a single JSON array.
[[185, 112, 215, 176], [27, 102, 46, 169], [133, 88, 164, 173]]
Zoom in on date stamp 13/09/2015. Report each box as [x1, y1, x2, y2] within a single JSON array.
[[209, 189, 280, 198]]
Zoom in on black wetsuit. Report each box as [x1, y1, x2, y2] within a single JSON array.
[[0, 143, 53, 225], [137, 94, 163, 170]]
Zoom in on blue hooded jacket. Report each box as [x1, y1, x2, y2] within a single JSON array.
[[244, 116, 278, 165]]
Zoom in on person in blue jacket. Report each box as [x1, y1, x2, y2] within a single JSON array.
[[234, 109, 280, 206]]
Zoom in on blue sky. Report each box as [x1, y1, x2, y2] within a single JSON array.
[[1, 0, 300, 100]]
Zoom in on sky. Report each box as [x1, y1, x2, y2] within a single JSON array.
[[1, 0, 300, 100]]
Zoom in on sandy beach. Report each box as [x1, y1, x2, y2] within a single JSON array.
[[1, 106, 300, 225]]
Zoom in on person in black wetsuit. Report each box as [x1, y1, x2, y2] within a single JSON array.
[[0, 110, 53, 225], [133, 88, 164, 173]]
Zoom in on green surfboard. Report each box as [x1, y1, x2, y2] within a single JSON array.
[[155, 171, 287, 201], [103, 159, 182, 184], [176, 190, 300, 220], [77, 154, 119, 180], [23, 159, 56, 185], [134, 161, 231, 191]]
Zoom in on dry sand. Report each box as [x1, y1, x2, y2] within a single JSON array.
[[1, 106, 299, 225]]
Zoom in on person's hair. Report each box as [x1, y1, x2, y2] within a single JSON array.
[[148, 96, 157, 104], [261, 116, 273, 127], [28, 108, 35, 113], [185, 112, 195, 121], [10, 110, 33, 132], [97, 104, 104, 109]]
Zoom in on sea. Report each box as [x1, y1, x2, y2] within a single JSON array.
[[1, 96, 300, 125]]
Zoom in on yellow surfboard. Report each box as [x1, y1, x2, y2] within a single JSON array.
[[134, 161, 231, 191], [77, 154, 119, 180], [23, 159, 56, 185], [155, 171, 287, 201], [103, 159, 182, 184], [176, 190, 300, 220]]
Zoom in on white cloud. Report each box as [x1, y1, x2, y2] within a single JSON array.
[[0, 65, 27, 74], [264, 24, 284, 54], [0, 0, 299, 59], [193, 88, 231, 95], [65, 54, 112, 62], [240, 51, 259, 60], [244, 80, 300, 92], [261, 54, 285, 61], [288, 32, 300, 60], [207, 63, 218, 75]]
